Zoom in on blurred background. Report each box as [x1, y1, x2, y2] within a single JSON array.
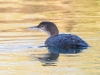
[[0, 0, 100, 32], [0, 0, 100, 75]]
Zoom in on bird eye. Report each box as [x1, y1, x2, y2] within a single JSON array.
[[41, 25, 44, 28]]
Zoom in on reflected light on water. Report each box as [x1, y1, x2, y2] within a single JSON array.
[[0, 0, 100, 75]]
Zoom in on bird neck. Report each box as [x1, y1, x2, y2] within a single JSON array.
[[47, 30, 59, 37]]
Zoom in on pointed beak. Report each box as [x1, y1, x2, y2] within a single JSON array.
[[27, 26, 39, 30]]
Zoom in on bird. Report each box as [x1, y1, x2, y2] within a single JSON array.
[[28, 21, 89, 48]]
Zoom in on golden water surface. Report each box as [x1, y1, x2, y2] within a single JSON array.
[[0, 0, 100, 75]]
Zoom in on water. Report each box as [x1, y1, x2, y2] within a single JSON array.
[[0, 0, 100, 75]]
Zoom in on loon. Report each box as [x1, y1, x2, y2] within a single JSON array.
[[28, 21, 88, 48]]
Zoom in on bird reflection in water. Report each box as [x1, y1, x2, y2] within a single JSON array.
[[32, 46, 87, 66], [38, 52, 59, 66]]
